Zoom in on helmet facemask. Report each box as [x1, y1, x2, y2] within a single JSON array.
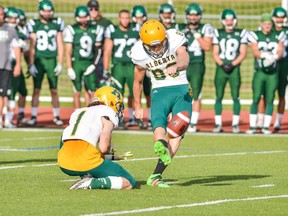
[[143, 38, 168, 59]]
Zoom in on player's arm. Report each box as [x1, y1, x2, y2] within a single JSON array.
[[197, 35, 212, 51], [212, 44, 223, 66], [56, 31, 64, 65], [103, 38, 113, 71], [65, 43, 73, 69], [276, 41, 284, 60], [29, 33, 36, 65], [232, 44, 247, 66], [133, 64, 146, 120], [98, 116, 114, 155], [13, 44, 21, 77]]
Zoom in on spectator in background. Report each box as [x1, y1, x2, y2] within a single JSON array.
[[0, 6, 21, 129], [211, 9, 248, 133], [64, 6, 104, 109], [246, 13, 285, 134], [5, 7, 29, 127], [58, 86, 136, 190], [182, 3, 213, 133], [103, 10, 139, 129], [130, 5, 150, 129], [26, 0, 64, 126]]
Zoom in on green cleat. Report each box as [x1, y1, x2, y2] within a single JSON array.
[[146, 174, 170, 188], [154, 141, 172, 165]]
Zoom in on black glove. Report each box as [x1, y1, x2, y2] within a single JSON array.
[[221, 63, 235, 74]]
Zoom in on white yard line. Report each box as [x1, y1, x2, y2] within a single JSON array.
[[0, 150, 287, 170], [80, 195, 288, 216]]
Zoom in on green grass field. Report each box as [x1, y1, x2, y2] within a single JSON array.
[[0, 129, 287, 215]]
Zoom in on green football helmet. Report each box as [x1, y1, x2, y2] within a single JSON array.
[[158, 3, 175, 23], [272, 7, 287, 27], [185, 3, 202, 25], [17, 8, 26, 21], [131, 5, 147, 24], [221, 9, 238, 30], [74, 5, 90, 26], [38, 0, 54, 20], [4, 7, 19, 27]]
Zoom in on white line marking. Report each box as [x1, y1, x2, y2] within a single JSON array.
[[0, 136, 59, 142], [251, 184, 275, 188], [0, 150, 287, 170], [81, 195, 288, 216]]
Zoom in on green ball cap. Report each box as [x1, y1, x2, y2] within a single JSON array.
[[261, 13, 272, 22]]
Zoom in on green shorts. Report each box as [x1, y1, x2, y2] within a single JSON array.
[[151, 84, 192, 131], [186, 62, 205, 100]]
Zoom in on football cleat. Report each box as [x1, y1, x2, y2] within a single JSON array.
[[212, 125, 222, 133], [147, 174, 170, 188], [126, 118, 138, 127], [187, 124, 197, 133], [246, 128, 256, 134], [154, 140, 171, 165], [53, 116, 64, 126], [232, 125, 240, 133], [26, 116, 37, 126], [69, 177, 92, 190], [261, 128, 272, 135], [4, 121, 17, 128]]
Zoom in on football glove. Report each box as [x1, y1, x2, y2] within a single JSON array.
[[190, 29, 201, 39], [220, 63, 235, 74], [83, 64, 96, 76], [104, 151, 133, 160], [28, 64, 38, 77], [67, 68, 76, 80], [54, 63, 62, 76]]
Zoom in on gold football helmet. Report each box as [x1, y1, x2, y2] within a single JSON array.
[[140, 19, 168, 58], [92, 86, 124, 119]]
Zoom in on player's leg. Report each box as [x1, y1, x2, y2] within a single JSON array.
[[46, 58, 63, 125], [0, 69, 12, 128], [229, 66, 241, 133], [187, 63, 205, 133], [274, 60, 288, 130], [213, 66, 227, 133], [246, 71, 264, 134], [26, 58, 45, 126], [71, 60, 86, 108], [262, 72, 278, 134], [17, 72, 28, 125]]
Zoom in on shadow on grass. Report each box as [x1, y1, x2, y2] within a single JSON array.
[[0, 158, 56, 165], [178, 175, 271, 186]]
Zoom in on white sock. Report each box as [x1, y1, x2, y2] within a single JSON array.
[[18, 107, 25, 113], [147, 107, 151, 120], [215, 115, 222, 126], [108, 176, 123, 190], [250, 114, 257, 128], [263, 115, 272, 128], [232, 115, 240, 126], [5, 111, 14, 123], [191, 112, 199, 125], [275, 113, 283, 125], [257, 113, 264, 127], [128, 108, 134, 119], [53, 108, 60, 117], [31, 107, 38, 117]]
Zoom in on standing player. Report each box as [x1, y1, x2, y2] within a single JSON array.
[[103, 10, 139, 128], [26, 0, 64, 126], [246, 14, 285, 134], [158, 3, 184, 30], [131, 20, 192, 187], [58, 86, 136, 190], [5, 7, 29, 127], [271, 7, 288, 130], [182, 3, 213, 133], [212, 9, 248, 133], [131, 5, 151, 129], [64, 6, 104, 109], [0, 6, 21, 128]]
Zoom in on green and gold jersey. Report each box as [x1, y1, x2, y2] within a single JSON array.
[[63, 23, 104, 60], [213, 28, 249, 63], [249, 30, 286, 73], [27, 17, 65, 58], [105, 24, 139, 64], [182, 23, 214, 63]]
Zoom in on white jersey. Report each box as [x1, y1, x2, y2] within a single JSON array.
[[130, 29, 189, 89], [62, 105, 119, 147]]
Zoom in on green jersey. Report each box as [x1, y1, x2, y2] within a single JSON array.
[[27, 17, 65, 58], [213, 28, 249, 63], [161, 22, 185, 31], [105, 25, 139, 64], [274, 26, 288, 60], [63, 23, 104, 60], [182, 23, 214, 63], [249, 30, 286, 73]]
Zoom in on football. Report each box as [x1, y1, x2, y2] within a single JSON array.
[[167, 111, 190, 138]]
